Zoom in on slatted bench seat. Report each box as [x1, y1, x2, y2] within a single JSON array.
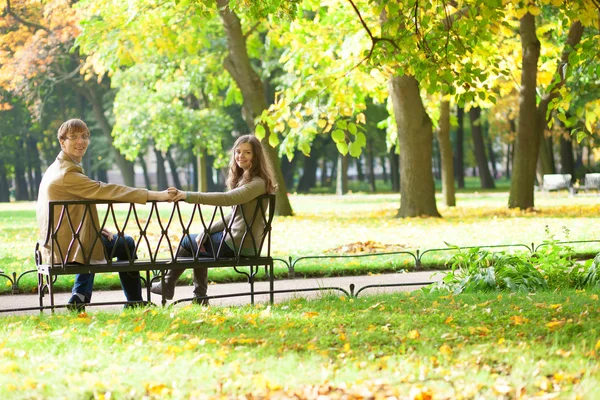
[[35, 194, 275, 311]]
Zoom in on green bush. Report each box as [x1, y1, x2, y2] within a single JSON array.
[[429, 230, 598, 294]]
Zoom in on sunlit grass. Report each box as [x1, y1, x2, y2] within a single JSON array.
[[0, 290, 599, 398]]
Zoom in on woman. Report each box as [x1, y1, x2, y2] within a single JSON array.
[[151, 134, 277, 304]]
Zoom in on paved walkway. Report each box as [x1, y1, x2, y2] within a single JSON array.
[[0, 270, 443, 316]]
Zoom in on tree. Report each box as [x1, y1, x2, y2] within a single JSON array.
[[470, 106, 495, 189], [76, 0, 295, 215], [0, 0, 136, 186], [438, 99, 456, 206], [509, 6, 591, 209]]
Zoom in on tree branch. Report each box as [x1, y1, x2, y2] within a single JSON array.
[[244, 22, 261, 40], [4, 0, 49, 32], [346, 0, 402, 60]]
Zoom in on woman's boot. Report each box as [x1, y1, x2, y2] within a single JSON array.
[[151, 268, 184, 300]]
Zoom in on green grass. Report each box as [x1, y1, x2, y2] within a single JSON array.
[[2, 191, 600, 294], [1, 289, 599, 398]]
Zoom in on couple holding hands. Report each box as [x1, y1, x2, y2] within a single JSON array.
[[37, 118, 276, 309]]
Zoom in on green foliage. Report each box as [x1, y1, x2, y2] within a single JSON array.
[[582, 253, 600, 289], [431, 227, 596, 294]]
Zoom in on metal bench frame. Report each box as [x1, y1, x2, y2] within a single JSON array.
[[35, 194, 276, 311]]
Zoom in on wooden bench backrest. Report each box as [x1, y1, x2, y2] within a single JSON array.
[[39, 194, 276, 268]]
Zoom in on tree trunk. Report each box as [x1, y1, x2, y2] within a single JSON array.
[[329, 158, 337, 188], [197, 152, 207, 192], [509, 18, 582, 208], [319, 158, 328, 187], [96, 165, 108, 183], [470, 107, 495, 189], [484, 120, 498, 179], [389, 146, 400, 192], [14, 142, 30, 201], [432, 137, 441, 180], [389, 75, 440, 217], [0, 158, 10, 202], [217, 0, 293, 216], [154, 146, 168, 190], [138, 155, 152, 189], [367, 142, 376, 192], [297, 155, 318, 193], [438, 100, 456, 206], [86, 84, 136, 187], [455, 106, 465, 189], [559, 135, 575, 179], [505, 143, 512, 179], [336, 153, 348, 195], [509, 13, 541, 209], [165, 147, 183, 189], [380, 156, 388, 184], [355, 156, 365, 182], [26, 134, 42, 199], [205, 154, 220, 191], [536, 135, 556, 185], [281, 153, 297, 191]]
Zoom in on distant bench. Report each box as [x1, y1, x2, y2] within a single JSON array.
[[542, 174, 572, 192], [35, 195, 276, 311], [576, 173, 600, 193]]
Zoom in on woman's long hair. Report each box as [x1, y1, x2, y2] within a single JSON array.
[[226, 135, 278, 194]]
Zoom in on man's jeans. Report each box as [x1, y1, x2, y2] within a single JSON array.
[[71, 234, 142, 302]]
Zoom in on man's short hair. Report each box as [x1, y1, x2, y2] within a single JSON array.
[[57, 119, 90, 141]]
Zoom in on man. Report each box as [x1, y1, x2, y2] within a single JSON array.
[[37, 118, 173, 310]]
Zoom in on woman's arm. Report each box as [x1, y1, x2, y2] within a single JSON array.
[[184, 178, 266, 206]]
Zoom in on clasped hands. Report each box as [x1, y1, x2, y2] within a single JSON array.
[[167, 187, 186, 202], [151, 188, 187, 202]]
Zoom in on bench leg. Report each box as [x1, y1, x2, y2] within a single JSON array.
[[249, 266, 255, 305], [37, 273, 44, 312], [160, 273, 167, 307], [48, 275, 55, 313], [269, 262, 274, 305], [145, 270, 151, 304]]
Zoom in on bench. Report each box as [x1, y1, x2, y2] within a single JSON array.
[[542, 174, 572, 192], [576, 173, 600, 193], [35, 194, 275, 311]]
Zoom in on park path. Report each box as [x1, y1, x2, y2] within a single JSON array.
[[0, 270, 442, 316]]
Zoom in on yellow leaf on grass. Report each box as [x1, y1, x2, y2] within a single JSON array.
[[444, 316, 454, 324], [302, 311, 319, 318], [546, 320, 565, 330], [555, 349, 571, 358], [493, 381, 512, 394], [343, 342, 350, 352], [595, 339, 600, 350], [408, 330, 420, 339], [410, 386, 433, 400], [439, 344, 452, 356], [510, 315, 530, 325], [145, 383, 171, 396], [591, 294, 598, 301]]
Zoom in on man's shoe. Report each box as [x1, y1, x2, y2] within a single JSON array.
[[150, 282, 174, 300], [67, 295, 86, 312], [192, 297, 210, 306]]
